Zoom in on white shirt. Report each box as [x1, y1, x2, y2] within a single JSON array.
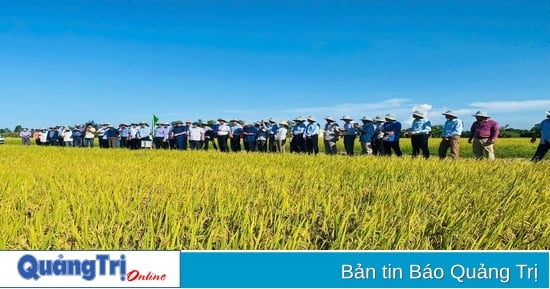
[[63, 131, 73, 142], [189, 127, 203, 141], [275, 127, 287, 141]]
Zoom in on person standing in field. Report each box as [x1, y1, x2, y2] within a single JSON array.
[[118, 124, 129, 148], [137, 121, 152, 149], [468, 111, 500, 160], [72, 125, 83, 147], [46, 127, 59, 146], [359, 116, 375, 155], [242, 122, 258, 152], [408, 110, 432, 158], [230, 119, 243, 152], [438, 110, 463, 160], [33, 129, 41, 145], [372, 116, 386, 156], [217, 118, 231, 152], [340, 116, 358, 156], [39, 128, 48, 146], [19, 128, 31, 145], [530, 110, 550, 162], [305, 116, 320, 155], [170, 120, 188, 150], [84, 124, 96, 148], [290, 116, 307, 153], [323, 116, 339, 155], [381, 113, 402, 157], [266, 117, 278, 153], [275, 121, 288, 153], [188, 122, 204, 150], [62, 128, 73, 147]]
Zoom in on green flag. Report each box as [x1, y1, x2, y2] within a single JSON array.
[[152, 115, 159, 127]]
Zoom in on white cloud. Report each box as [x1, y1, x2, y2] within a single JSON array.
[[468, 99, 550, 112]]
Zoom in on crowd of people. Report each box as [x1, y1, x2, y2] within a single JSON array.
[[16, 110, 550, 162]]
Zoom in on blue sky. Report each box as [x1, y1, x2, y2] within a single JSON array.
[[1, 0, 549, 130]]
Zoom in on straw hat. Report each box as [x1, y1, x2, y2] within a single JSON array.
[[412, 110, 425, 118], [279, 120, 289, 127], [472, 111, 490, 118], [294, 116, 306, 122], [385, 113, 397, 121], [324, 116, 335, 122], [361, 116, 373, 122], [340, 115, 353, 121], [545, 110, 550, 116], [268, 117, 276, 123], [307, 116, 316, 122], [442, 110, 458, 118], [373, 116, 385, 122], [217, 118, 227, 122]]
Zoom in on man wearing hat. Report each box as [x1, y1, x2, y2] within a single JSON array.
[[372, 116, 386, 155], [381, 113, 403, 157], [170, 120, 188, 150], [84, 123, 96, 148], [118, 124, 130, 149], [408, 111, 432, 158], [339, 116, 358, 156], [305, 116, 320, 154], [265, 117, 278, 153], [323, 116, 340, 155], [359, 116, 375, 155], [275, 121, 289, 153], [154, 122, 169, 149], [188, 122, 204, 150], [229, 119, 243, 152], [137, 121, 152, 149], [530, 110, 550, 162], [19, 128, 31, 146], [128, 123, 140, 149], [217, 118, 231, 152], [290, 116, 307, 153], [72, 125, 84, 147], [438, 111, 464, 160], [468, 111, 500, 160]]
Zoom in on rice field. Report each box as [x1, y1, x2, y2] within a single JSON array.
[[0, 137, 548, 250]]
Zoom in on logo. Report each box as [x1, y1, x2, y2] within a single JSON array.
[[18, 254, 167, 282]]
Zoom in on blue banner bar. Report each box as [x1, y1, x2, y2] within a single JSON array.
[[180, 251, 549, 288]]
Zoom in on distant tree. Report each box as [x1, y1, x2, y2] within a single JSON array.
[[14, 125, 22, 132], [206, 119, 216, 126], [86, 120, 99, 130], [0, 128, 11, 134], [430, 125, 442, 138]]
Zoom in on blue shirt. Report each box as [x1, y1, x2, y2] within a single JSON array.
[[243, 126, 258, 142], [442, 118, 464, 137], [537, 118, 550, 143], [382, 121, 401, 142], [409, 119, 432, 135], [171, 126, 188, 139], [292, 122, 306, 135], [342, 122, 357, 136], [231, 125, 243, 137], [119, 127, 129, 137], [137, 126, 151, 139], [270, 123, 279, 135], [305, 122, 320, 136], [360, 123, 375, 142]]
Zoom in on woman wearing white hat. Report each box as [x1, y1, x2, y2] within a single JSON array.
[[468, 111, 500, 160], [530, 110, 550, 162], [408, 111, 432, 158]]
